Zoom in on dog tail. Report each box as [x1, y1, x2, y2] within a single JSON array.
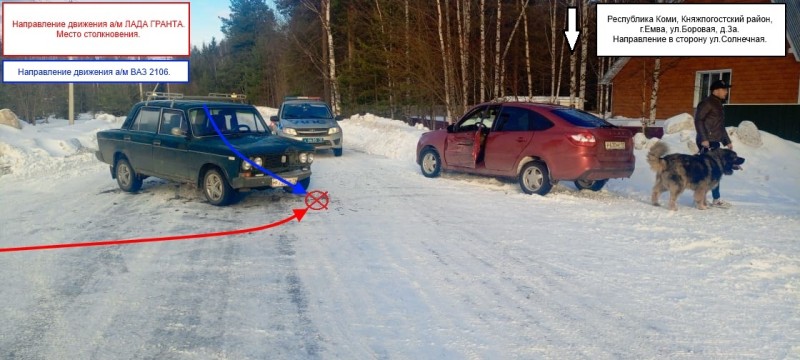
[[647, 141, 669, 173]]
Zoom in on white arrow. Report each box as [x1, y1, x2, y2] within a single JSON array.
[[564, 7, 580, 52]]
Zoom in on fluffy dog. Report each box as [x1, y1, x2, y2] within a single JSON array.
[[647, 141, 745, 210]]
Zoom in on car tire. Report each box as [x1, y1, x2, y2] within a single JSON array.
[[419, 148, 442, 178], [284, 177, 311, 193], [333, 148, 343, 157], [519, 162, 553, 195], [115, 157, 142, 193], [203, 168, 235, 206], [574, 179, 608, 191]]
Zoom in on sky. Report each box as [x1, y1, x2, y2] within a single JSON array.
[[191, 0, 279, 47], [190, 1, 229, 47]]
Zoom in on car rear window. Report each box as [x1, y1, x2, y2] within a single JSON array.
[[552, 109, 613, 128], [131, 108, 160, 133]]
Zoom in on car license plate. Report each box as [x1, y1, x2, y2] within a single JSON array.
[[605, 141, 626, 150], [272, 177, 297, 187], [303, 137, 324, 144]]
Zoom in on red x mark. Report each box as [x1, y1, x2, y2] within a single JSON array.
[[305, 190, 330, 211]]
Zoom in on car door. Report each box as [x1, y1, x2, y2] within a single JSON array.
[[484, 106, 534, 172], [125, 107, 160, 175], [152, 109, 191, 181], [444, 105, 499, 169]]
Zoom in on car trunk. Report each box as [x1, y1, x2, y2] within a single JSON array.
[[591, 128, 633, 161]]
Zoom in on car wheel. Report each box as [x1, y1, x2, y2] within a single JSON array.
[[574, 179, 608, 191], [420, 148, 442, 178], [519, 162, 552, 195], [284, 177, 311, 193], [203, 168, 234, 206], [115, 157, 142, 193], [333, 148, 343, 157]]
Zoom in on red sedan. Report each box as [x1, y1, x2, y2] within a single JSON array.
[[416, 102, 635, 195]]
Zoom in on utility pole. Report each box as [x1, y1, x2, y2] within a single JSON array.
[[68, 82, 74, 125], [68, 0, 75, 125]]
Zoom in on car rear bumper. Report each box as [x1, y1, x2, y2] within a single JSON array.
[[550, 155, 635, 181], [576, 165, 635, 181], [230, 169, 312, 189]]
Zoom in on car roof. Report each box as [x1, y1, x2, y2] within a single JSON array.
[[135, 100, 256, 111], [473, 101, 572, 111]]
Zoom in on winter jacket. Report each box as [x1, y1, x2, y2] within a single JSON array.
[[694, 95, 731, 146]]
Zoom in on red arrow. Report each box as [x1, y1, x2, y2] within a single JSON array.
[[0, 208, 309, 253]]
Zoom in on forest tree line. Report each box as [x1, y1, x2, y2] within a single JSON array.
[[0, 0, 664, 125]]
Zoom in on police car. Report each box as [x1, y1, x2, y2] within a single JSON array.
[[270, 97, 343, 157]]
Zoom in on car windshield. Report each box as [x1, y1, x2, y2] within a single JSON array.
[[188, 107, 270, 137], [552, 109, 614, 128], [281, 103, 333, 120]]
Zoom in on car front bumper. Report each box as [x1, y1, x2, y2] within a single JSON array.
[[230, 168, 312, 189], [280, 132, 343, 150]]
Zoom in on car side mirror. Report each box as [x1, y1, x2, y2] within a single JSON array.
[[171, 127, 188, 137], [335, 115, 344, 121], [270, 115, 279, 122], [446, 124, 455, 133]]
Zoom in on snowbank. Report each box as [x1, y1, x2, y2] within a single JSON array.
[[255, 106, 278, 120], [0, 109, 22, 129], [632, 132, 648, 150], [663, 113, 694, 134], [339, 113, 428, 164], [607, 117, 666, 129], [0, 114, 124, 178], [736, 120, 763, 148]]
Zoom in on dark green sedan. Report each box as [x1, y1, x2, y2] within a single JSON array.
[[96, 99, 314, 206]]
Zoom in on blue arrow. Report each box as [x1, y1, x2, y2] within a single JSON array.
[[203, 105, 307, 195]]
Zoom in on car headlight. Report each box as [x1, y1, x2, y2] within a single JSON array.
[[241, 160, 252, 171], [253, 157, 263, 167], [284, 128, 297, 136], [299, 152, 308, 163], [307, 153, 314, 164], [328, 127, 340, 134]]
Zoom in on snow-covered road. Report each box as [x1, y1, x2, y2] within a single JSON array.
[[1, 115, 799, 358]]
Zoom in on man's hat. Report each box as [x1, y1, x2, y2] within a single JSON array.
[[710, 80, 731, 91]]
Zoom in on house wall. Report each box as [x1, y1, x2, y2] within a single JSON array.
[[611, 55, 800, 119], [610, 0, 800, 119]]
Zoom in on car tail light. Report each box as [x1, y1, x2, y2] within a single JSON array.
[[568, 133, 596, 147]]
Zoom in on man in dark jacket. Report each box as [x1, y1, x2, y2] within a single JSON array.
[[694, 79, 733, 208]]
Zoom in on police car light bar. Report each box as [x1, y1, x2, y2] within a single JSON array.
[[284, 96, 322, 101]]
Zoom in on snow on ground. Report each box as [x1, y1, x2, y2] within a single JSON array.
[[0, 110, 798, 358], [255, 105, 278, 120], [0, 114, 123, 178]]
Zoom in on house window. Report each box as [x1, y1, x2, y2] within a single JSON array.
[[694, 70, 732, 106]]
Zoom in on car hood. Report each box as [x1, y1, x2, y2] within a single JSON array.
[[282, 118, 337, 129], [190, 134, 314, 156]]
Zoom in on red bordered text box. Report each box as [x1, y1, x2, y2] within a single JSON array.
[[2, 2, 190, 57]]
